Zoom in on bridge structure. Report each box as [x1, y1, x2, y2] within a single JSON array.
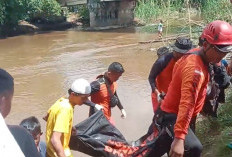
[[59, 0, 136, 28]]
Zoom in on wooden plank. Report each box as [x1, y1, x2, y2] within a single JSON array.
[[139, 33, 189, 44]]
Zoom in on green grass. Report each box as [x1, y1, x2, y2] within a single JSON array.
[[134, 0, 183, 24], [201, 0, 232, 23], [134, 0, 232, 38], [196, 89, 232, 157]]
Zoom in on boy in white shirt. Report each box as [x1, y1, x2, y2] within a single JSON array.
[[158, 20, 163, 39]]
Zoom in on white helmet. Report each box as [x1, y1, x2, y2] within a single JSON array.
[[70, 78, 91, 95]]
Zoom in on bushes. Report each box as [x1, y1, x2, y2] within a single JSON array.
[[0, 0, 26, 26], [134, 0, 168, 23], [25, 0, 63, 23], [0, 2, 5, 25], [135, 0, 232, 25], [134, 0, 186, 24], [0, 0, 62, 26], [201, 0, 232, 23], [76, 5, 89, 20]]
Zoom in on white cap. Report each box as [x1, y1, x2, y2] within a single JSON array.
[[70, 78, 91, 95]]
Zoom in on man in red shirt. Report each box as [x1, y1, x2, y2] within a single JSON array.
[[88, 62, 126, 125], [149, 37, 193, 113], [149, 20, 232, 157]]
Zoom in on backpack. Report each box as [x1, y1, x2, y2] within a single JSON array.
[[213, 63, 230, 89], [201, 65, 220, 117]]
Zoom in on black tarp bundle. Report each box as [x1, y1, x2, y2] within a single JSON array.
[[69, 111, 169, 157]]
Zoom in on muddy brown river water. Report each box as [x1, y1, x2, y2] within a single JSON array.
[[1, 28, 165, 156]]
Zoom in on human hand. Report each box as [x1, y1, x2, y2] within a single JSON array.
[[169, 138, 184, 157], [121, 109, 127, 119], [159, 92, 166, 99], [72, 127, 77, 136], [157, 92, 166, 104], [95, 104, 103, 110], [43, 113, 49, 122]]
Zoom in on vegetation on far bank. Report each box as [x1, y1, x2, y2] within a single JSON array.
[[1, 0, 231, 37], [0, 0, 67, 37], [0, 0, 63, 26], [134, 0, 232, 36], [135, 0, 232, 24], [0, 0, 91, 37]]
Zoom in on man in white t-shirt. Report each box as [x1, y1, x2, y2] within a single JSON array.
[[0, 68, 25, 157]]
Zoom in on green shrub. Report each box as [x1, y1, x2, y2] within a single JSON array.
[[2, 0, 26, 26], [134, 0, 161, 23], [0, 2, 5, 25], [134, 0, 187, 24], [201, 0, 232, 22], [76, 4, 89, 20], [0, 0, 62, 26], [25, 0, 62, 23], [135, 0, 232, 25]]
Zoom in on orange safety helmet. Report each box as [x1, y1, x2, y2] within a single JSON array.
[[201, 20, 232, 52]]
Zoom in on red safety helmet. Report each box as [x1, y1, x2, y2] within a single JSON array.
[[201, 20, 232, 53]]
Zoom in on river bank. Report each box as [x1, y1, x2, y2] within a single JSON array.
[[0, 21, 76, 38], [196, 89, 232, 157], [0, 18, 140, 38], [0, 13, 85, 38]]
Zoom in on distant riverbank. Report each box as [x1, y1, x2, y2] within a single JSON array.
[[0, 21, 81, 38]]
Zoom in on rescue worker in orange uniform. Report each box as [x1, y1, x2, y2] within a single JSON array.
[[148, 37, 193, 113], [148, 20, 232, 157], [87, 62, 126, 124]]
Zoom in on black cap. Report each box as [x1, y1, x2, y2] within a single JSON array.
[[108, 62, 125, 73], [171, 37, 193, 54]]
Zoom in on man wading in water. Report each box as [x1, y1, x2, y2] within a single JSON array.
[[87, 62, 126, 125]]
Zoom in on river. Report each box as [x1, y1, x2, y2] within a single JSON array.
[[1, 28, 164, 156]]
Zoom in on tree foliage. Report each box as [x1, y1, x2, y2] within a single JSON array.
[[0, 0, 62, 26], [25, 0, 62, 23], [0, 0, 26, 26], [0, 2, 5, 25]]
